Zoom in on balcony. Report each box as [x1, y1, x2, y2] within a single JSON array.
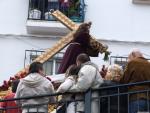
[[26, 0, 85, 36]]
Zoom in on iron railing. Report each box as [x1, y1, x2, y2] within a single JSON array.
[[0, 80, 150, 113], [28, 0, 85, 22]]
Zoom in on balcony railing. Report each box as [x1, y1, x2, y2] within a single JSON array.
[[28, 0, 85, 22], [0, 80, 150, 113]]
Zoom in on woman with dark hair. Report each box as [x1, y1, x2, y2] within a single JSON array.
[[57, 64, 80, 93], [28, 61, 43, 74], [58, 22, 98, 74], [57, 64, 80, 113], [15, 62, 55, 113]]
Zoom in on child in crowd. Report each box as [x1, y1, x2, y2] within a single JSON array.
[[104, 64, 123, 82], [56, 64, 80, 113], [57, 64, 80, 93]]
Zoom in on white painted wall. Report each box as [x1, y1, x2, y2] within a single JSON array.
[[0, 35, 58, 85], [85, 0, 150, 42], [0, 0, 28, 34]]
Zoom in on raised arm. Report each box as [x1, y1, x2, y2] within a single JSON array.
[[57, 77, 74, 93]]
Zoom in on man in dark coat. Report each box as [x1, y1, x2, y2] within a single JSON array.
[[120, 49, 150, 113]]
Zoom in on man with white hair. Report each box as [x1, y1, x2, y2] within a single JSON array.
[[120, 49, 150, 113], [127, 49, 143, 62]]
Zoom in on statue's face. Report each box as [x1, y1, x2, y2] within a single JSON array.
[[79, 23, 91, 34]]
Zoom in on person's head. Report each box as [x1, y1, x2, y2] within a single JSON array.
[[73, 22, 92, 39], [105, 64, 123, 82], [29, 62, 43, 74], [65, 64, 80, 78], [128, 49, 143, 62], [76, 53, 90, 66], [11, 80, 20, 93]]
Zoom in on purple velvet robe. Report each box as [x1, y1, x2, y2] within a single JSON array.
[[58, 33, 90, 74]]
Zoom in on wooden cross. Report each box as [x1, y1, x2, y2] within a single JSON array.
[[0, 10, 108, 91]]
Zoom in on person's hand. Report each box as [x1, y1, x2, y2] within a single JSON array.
[[100, 65, 107, 78], [52, 82, 61, 90]]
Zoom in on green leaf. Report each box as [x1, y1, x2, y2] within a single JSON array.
[[103, 51, 111, 61]]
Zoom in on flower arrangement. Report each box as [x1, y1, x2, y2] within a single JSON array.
[[0, 71, 27, 91]]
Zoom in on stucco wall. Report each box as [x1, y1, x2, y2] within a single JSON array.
[[0, 35, 58, 84]]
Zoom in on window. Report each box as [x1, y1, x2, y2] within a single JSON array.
[[110, 56, 150, 70], [110, 56, 128, 70], [55, 59, 62, 74], [43, 60, 53, 75], [24, 50, 63, 75]]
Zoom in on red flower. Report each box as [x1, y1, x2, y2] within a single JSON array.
[[3, 80, 7, 85]]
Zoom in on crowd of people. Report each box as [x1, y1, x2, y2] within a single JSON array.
[[1, 49, 150, 113], [0, 22, 150, 113]]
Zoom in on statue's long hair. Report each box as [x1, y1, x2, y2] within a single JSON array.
[[73, 22, 92, 40]]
